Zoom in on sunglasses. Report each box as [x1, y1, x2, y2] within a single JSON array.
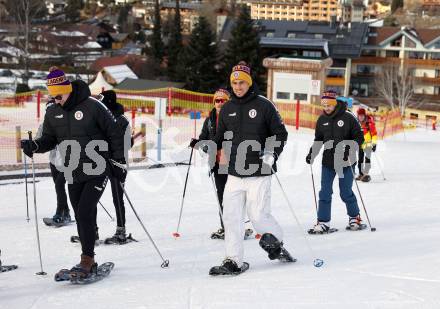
[[214, 99, 225, 104], [52, 95, 63, 101]]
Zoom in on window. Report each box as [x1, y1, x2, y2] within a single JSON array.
[[315, 34, 323, 39], [430, 52, 440, 60], [386, 50, 399, 57], [357, 65, 375, 75], [433, 40, 440, 49], [391, 37, 402, 47], [408, 51, 425, 59], [276, 92, 290, 100], [294, 93, 308, 101], [303, 50, 322, 58], [266, 32, 275, 37]]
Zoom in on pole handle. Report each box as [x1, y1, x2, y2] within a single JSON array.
[[28, 131, 32, 141]]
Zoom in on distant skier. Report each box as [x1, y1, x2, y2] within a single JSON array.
[[209, 62, 293, 276], [37, 99, 72, 227], [189, 88, 230, 239], [100, 90, 134, 244], [21, 67, 126, 280], [306, 91, 365, 234], [356, 108, 377, 182]]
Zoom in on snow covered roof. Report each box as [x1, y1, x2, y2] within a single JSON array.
[[102, 65, 137, 84], [79, 41, 102, 49], [50, 31, 87, 37], [0, 43, 24, 57]]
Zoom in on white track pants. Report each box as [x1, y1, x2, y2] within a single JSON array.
[[223, 175, 283, 266]]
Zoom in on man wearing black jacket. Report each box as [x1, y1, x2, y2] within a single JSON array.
[[190, 88, 230, 239], [21, 67, 126, 278], [208, 62, 293, 275], [306, 91, 365, 233]]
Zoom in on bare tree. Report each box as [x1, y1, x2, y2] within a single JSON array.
[[4, 0, 47, 86], [374, 63, 417, 116], [374, 63, 398, 109]]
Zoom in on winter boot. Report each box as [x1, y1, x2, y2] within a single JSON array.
[[259, 233, 295, 262], [69, 254, 98, 279], [355, 174, 364, 181], [361, 174, 371, 182], [348, 215, 364, 230], [210, 228, 224, 240], [105, 226, 127, 244], [62, 210, 72, 224]]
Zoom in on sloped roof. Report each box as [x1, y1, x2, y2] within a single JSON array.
[[367, 26, 440, 47], [90, 54, 142, 72], [116, 78, 185, 91], [89, 71, 113, 95], [103, 65, 138, 84]]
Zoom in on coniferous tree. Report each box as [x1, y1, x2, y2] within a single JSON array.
[[149, 0, 164, 65], [167, 0, 183, 81], [65, 0, 82, 22], [178, 16, 221, 93], [223, 5, 264, 90]]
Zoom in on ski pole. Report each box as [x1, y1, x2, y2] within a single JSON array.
[[24, 153, 30, 222], [309, 164, 318, 215], [372, 151, 386, 181], [348, 159, 376, 232], [272, 168, 324, 267], [98, 200, 114, 221], [117, 180, 169, 268], [208, 168, 224, 223], [173, 147, 194, 238], [28, 131, 47, 275]]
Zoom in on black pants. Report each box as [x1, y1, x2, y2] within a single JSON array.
[[110, 174, 127, 228], [68, 176, 107, 257], [50, 163, 69, 215], [213, 164, 228, 229], [358, 148, 372, 175]]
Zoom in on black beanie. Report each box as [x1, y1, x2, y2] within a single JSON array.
[[101, 90, 118, 111]]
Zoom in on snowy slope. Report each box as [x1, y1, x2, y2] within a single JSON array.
[[1, 128, 440, 309]]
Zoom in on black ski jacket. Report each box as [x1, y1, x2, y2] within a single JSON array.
[[213, 85, 288, 177], [35, 80, 124, 182], [310, 101, 364, 169]]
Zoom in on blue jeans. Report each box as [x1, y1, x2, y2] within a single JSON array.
[[318, 165, 359, 222]]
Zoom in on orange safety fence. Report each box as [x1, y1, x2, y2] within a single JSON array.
[[0, 88, 405, 167]]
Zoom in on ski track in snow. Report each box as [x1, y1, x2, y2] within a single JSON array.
[[1, 128, 440, 309]]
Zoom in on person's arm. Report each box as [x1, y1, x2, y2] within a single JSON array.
[[265, 102, 288, 158], [34, 113, 58, 153], [369, 116, 378, 144], [306, 117, 324, 164], [198, 117, 210, 141], [212, 107, 227, 149], [351, 115, 364, 147]]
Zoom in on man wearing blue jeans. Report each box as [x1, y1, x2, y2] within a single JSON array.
[[306, 91, 364, 233]]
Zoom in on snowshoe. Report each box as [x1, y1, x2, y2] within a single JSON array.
[[104, 230, 137, 245], [346, 215, 367, 231], [70, 262, 114, 284], [259, 233, 296, 262], [355, 174, 364, 181], [0, 250, 18, 272], [54, 268, 71, 281], [308, 221, 338, 235], [209, 259, 249, 276], [43, 213, 75, 227], [361, 174, 371, 182]]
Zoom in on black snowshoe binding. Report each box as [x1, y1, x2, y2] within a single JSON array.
[[71, 227, 104, 245], [346, 215, 367, 231], [209, 259, 249, 276], [308, 221, 338, 234], [211, 228, 254, 240], [259, 233, 296, 263], [43, 211, 74, 227], [104, 227, 137, 245], [210, 228, 224, 239]]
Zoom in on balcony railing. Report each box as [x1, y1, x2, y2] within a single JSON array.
[[414, 76, 440, 85], [352, 57, 400, 64]]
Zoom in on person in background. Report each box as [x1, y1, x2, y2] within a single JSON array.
[[356, 108, 377, 182]]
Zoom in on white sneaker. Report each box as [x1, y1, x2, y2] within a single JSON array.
[[313, 221, 330, 233], [348, 215, 362, 230]]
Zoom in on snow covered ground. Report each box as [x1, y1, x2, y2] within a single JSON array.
[[1, 127, 440, 309]]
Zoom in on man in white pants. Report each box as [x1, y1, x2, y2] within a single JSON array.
[[208, 62, 293, 276]]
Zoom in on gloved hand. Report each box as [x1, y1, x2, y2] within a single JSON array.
[[372, 144, 377, 152], [306, 152, 312, 165], [260, 151, 276, 167], [189, 138, 199, 148], [110, 159, 127, 181], [20, 140, 39, 158]]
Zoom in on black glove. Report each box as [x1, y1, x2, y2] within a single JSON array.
[[21, 140, 38, 158], [201, 144, 208, 153], [372, 144, 377, 152], [189, 138, 199, 148], [111, 159, 127, 181]]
